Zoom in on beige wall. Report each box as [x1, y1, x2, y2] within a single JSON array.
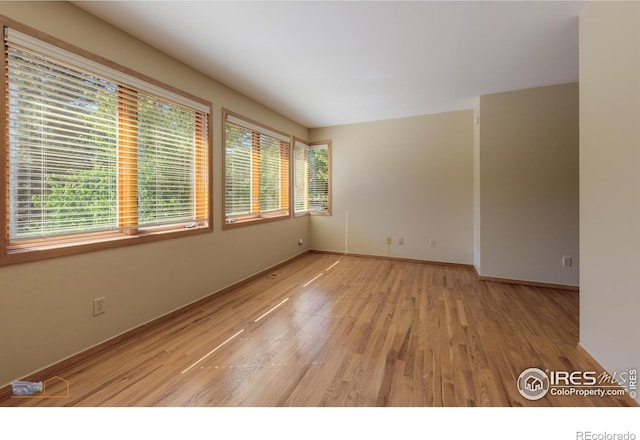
[[579, 2, 640, 402], [478, 82, 579, 286], [309, 110, 474, 264], [0, 2, 310, 387]]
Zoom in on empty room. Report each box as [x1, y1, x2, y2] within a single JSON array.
[[0, 0, 638, 436]]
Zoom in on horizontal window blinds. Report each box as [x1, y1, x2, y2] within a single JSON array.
[[293, 142, 307, 213], [224, 113, 289, 221], [5, 28, 209, 245], [294, 140, 329, 213], [224, 122, 252, 216], [137, 94, 208, 228]]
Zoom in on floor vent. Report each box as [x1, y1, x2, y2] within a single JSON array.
[[267, 271, 283, 279]]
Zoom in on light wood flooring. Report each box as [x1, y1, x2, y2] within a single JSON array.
[[1, 252, 636, 406]]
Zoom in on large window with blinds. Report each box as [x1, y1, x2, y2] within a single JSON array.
[[294, 138, 331, 216], [223, 110, 290, 227], [1, 25, 212, 264]]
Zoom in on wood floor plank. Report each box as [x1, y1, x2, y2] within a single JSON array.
[[1, 254, 637, 407]]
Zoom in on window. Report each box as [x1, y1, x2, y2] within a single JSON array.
[[294, 139, 331, 216], [1, 26, 212, 264], [223, 110, 290, 227]]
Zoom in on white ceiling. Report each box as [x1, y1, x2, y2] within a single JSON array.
[[74, 1, 587, 128]]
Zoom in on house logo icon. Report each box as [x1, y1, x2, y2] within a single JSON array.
[[517, 368, 550, 400], [11, 376, 69, 399]]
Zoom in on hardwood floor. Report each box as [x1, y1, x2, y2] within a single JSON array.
[[1, 252, 636, 407]]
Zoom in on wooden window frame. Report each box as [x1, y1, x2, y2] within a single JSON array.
[[293, 137, 332, 218], [222, 109, 292, 229], [0, 17, 213, 266]]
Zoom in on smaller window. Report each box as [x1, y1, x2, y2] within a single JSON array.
[[223, 110, 291, 227], [294, 138, 331, 216]]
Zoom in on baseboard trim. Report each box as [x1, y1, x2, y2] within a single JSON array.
[[0, 250, 310, 400], [478, 275, 579, 291], [312, 250, 578, 291], [309, 249, 474, 269]]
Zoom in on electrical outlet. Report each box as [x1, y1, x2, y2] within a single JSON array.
[[399, 237, 404, 245], [562, 256, 572, 268], [93, 297, 106, 316], [298, 238, 303, 245], [430, 239, 437, 248], [386, 236, 392, 245]]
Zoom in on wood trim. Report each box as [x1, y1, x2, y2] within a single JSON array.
[[223, 212, 291, 230], [309, 249, 474, 269], [0, 250, 311, 398], [1, 23, 8, 258], [326, 140, 332, 215], [292, 137, 308, 147], [206, 107, 214, 229], [478, 275, 579, 291], [0, 226, 211, 267]]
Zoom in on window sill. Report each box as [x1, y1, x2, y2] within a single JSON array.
[[294, 210, 331, 217], [1, 222, 211, 266], [223, 212, 290, 229]]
